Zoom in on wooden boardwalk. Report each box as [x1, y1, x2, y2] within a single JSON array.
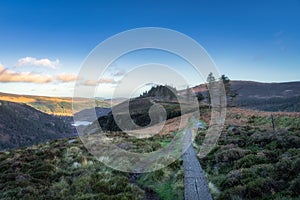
[[182, 129, 213, 200]]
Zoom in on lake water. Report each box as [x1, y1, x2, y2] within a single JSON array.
[[72, 121, 92, 126]]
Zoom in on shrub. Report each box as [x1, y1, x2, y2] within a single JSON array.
[[218, 185, 246, 200], [215, 148, 250, 162], [245, 177, 274, 199], [235, 154, 269, 168], [289, 175, 300, 196]]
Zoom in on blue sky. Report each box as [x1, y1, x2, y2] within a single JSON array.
[[0, 0, 300, 97]]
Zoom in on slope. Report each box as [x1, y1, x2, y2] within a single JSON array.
[[191, 80, 300, 112], [0, 101, 73, 150]]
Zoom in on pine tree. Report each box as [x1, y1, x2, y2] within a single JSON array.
[[219, 74, 230, 96], [207, 72, 216, 83], [206, 72, 216, 108]]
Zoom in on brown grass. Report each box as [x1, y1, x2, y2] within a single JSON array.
[[228, 107, 300, 118], [126, 112, 195, 138], [0, 93, 73, 103]]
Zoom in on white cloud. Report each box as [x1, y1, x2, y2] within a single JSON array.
[[82, 78, 118, 86], [56, 73, 78, 82], [16, 57, 59, 69], [0, 63, 81, 84], [0, 64, 53, 83]]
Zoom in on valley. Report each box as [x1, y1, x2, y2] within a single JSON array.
[[0, 81, 299, 200]]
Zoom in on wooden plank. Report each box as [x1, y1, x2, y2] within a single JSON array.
[[183, 129, 212, 200]]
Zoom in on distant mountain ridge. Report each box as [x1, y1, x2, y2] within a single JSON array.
[[230, 80, 300, 99], [191, 80, 300, 98], [0, 92, 110, 116], [1, 80, 299, 115], [191, 80, 300, 112]]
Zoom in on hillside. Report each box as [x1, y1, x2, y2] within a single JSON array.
[[0, 101, 74, 150], [96, 97, 196, 132], [0, 138, 146, 199], [0, 92, 110, 116], [2, 80, 298, 115], [191, 81, 300, 112], [230, 81, 300, 98], [1, 106, 299, 199], [195, 107, 300, 199], [230, 81, 300, 111], [0, 135, 184, 199], [94, 85, 199, 133]]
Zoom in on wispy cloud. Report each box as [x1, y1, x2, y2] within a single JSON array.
[[0, 64, 53, 83], [274, 30, 286, 52], [274, 39, 286, 52], [16, 57, 59, 69], [252, 54, 265, 62], [56, 73, 78, 82], [82, 78, 117, 86], [111, 70, 126, 77], [99, 78, 117, 84], [274, 30, 284, 37], [82, 80, 99, 86]]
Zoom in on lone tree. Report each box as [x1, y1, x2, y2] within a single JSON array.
[[207, 72, 216, 83], [219, 74, 231, 96], [206, 72, 216, 108], [206, 73, 238, 107]]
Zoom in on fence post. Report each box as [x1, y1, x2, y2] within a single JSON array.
[[271, 114, 275, 133]]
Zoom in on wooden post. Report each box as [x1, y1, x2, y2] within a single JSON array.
[[271, 114, 275, 133]]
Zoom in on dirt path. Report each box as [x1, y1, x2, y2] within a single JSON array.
[[182, 129, 212, 200]]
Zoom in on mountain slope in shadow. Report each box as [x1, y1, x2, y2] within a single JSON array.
[[0, 101, 73, 150], [191, 80, 300, 112]]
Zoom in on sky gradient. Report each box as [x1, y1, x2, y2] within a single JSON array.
[[0, 0, 300, 97]]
